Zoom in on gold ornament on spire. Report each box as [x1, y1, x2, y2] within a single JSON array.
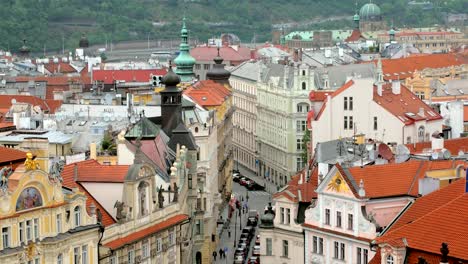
[[24, 153, 40, 171]]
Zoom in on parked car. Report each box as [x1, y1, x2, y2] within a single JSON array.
[[239, 243, 249, 254], [235, 247, 246, 258], [234, 254, 244, 264], [239, 177, 250, 186], [233, 173, 241, 182], [240, 233, 249, 240], [242, 226, 255, 239], [239, 237, 250, 247], [246, 181, 265, 191], [253, 245, 260, 256], [248, 210, 259, 226], [248, 256, 260, 264], [255, 236, 260, 246]]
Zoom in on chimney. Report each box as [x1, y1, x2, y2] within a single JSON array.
[[418, 107, 425, 117], [392, 79, 401, 94], [431, 132, 444, 150], [90, 142, 97, 160], [377, 83, 383, 96], [73, 163, 78, 182]]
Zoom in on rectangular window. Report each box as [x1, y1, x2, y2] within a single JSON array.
[[313, 236, 318, 253], [56, 214, 62, 233], [33, 218, 39, 240], [349, 116, 353, 130], [296, 120, 301, 132], [142, 240, 149, 258], [26, 220, 32, 241], [203, 64, 210, 70], [19, 222, 24, 244], [334, 241, 339, 259], [286, 208, 290, 224], [282, 240, 289, 257], [2, 227, 10, 248], [336, 211, 342, 228], [110, 255, 117, 264], [325, 209, 330, 225], [349, 97, 353, 110], [195, 220, 201, 235], [340, 243, 346, 260], [373, 117, 378, 131], [364, 249, 368, 263], [296, 139, 303, 151], [358, 248, 362, 264], [34, 258, 39, 264], [348, 214, 353, 230], [301, 120, 306, 131], [296, 157, 303, 171], [74, 247, 80, 264], [344, 97, 348, 110], [188, 174, 192, 189], [128, 249, 135, 264], [82, 245, 88, 264], [169, 232, 175, 246], [344, 116, 348, 129], [319, 238, 323, 254], [280, 207, 285, 224], [157, 238, 162, 252], [266, 238, 272, 256]]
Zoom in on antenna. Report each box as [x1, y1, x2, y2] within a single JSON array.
[[395, 144, 410, 163]]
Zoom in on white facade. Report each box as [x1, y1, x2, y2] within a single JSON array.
[[231, 62, 259, 173], [257, 63, 315, 186], [260, 197, 305, 264], [311, 78, 443, 151]]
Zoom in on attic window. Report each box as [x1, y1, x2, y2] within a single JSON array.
[[405, 112, 416, 117], [443, 90, 450, 95], [428, 111, 437, 117], [458, 89, 464, 95], [202, 96, 207, 101]]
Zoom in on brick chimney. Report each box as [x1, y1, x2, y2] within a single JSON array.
[[377, 83, 383, 96], [90, 142, 97, 160], [392, 79, 401, 94]]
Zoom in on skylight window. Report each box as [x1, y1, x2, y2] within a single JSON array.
[[443, 90, 450, 95], [458, 89, 464, 95], [405, 112, 416, 117]]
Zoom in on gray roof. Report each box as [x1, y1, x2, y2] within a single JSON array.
[[0, 130, 74, 144], [432, 79, 468, 97], [230, 60, 261, 81], [314, 63, 375, 90]]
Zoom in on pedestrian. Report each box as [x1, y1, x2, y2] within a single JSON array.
[[213, 251, 217, 261], [219, 249, 223, 259], [228, 229, 231, 238]]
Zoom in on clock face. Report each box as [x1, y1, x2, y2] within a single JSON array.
[[327, 174, 349, 193]]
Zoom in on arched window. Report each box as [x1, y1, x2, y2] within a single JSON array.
[[57, 253, 63, 264], [418, 126, 425, 142], [302, 70, 306, 76], [302, 82, 306, 90], [386, 255, 394, 264], [194, 127, 199, 133], [74, 206, 81, 227]]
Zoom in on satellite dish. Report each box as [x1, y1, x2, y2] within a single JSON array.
[[104, 94, 113, 105], [441, 149, 451, 159], [395, 144, 410, 164], [378, 143, 394, 161], [11, 99, 16, 104], [431, 152, 439, 160]]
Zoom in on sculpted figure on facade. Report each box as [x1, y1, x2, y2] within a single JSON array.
[[114, 200, 126, 222], [158, 185, 165, 208], [173, 182, 179, 202], [0, 166, 12, 193]]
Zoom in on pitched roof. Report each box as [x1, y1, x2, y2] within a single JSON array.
[[190, 46, 252, 62], [0, 95, 62, 114], [0, 147, 27, 164], [373, 83, 442, 125], [104, 214, 189, 250], [273, 167, 318, 203], [375, 179, 468, 261], [465, 106, 468, 122], [43, 62, 77, 74], [61, 160, 129, 227], [406, 137, 468, 155], [348, 160, 466, 199], [345, 29, 364, 42], [375, 53, 467, 80], [92, 69, 167, 85], [183, 80, 231, 107]]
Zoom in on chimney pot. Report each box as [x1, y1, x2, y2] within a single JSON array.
[[392, 80, 401, 95]]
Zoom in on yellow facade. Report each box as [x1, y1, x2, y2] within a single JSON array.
[[0, 158, 100, 264]]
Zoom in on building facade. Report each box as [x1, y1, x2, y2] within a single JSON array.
[[257, 63, 315, 186], [0, 153, 100, 264]]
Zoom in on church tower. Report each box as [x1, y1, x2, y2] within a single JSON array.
[[174, 17, 196, 82], [160, 65, 183, 137]]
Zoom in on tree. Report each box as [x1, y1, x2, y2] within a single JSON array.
[[101, 131, 116, 155], [302, 130, 310, 164]]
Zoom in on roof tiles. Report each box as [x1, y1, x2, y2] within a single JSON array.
[[92, 69, 167, 85], [184, 80, 231, 107], [0, 95, 62, 114], [190, 46, 252, 63]]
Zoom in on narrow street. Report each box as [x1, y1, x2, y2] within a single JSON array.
[[215, 176, 271, 264]]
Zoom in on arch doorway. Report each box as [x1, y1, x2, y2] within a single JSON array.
[[196, 252, 202, 264]]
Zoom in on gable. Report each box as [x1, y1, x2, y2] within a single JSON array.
[[318, 167, 356, 199]]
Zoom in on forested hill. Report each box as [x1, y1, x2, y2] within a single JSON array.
[[0, 0, 466, 53]]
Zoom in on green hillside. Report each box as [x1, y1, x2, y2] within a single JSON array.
[[0, 0, 466, 54]]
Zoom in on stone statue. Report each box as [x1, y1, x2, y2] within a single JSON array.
[[49, 159, 65, 183], [140, 188, 146, 215], [440, 242, 449, 262], [158, 185, 165, 208], [96, 208, 103, 224], [114, 201, 126, 222], [24, 153, 40, 171], [0, 166, 12, 193], [173, 182, 179, 202]]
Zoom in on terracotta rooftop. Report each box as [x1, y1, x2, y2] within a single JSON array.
[[184, 80, 231, 107], [92, 69, 167, 85], [0, 95, 62, 114], [308, 90, 330, 102], [465, 106, 468, 122], [347, 160, 466, 199], [406, 137, 468, 155], [374, 53, 467, 80], [273, 167, 318, 203], [43, 62, 77, 74], [61, 160, 130, 227], [104, 214, 189, 250], [345, 29, 364, 42], [375, 179, 468, 261], [373, 83, 442, 125], [0, 147, 27, 164], [190, 46, 252, 62]]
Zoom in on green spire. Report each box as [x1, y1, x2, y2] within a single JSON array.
[[353, 1, 360, 29], [174, 16, 196, 82]]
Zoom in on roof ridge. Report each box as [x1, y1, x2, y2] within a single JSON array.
[[407, 160, 425, 196]]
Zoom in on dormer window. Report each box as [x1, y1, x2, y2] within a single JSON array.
[[386, 255, 394, 264], [74, 206, 81, 227]]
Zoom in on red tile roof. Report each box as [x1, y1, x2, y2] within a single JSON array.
[[184, 80, 231, 107], [375, 179, 468, 261], [190, 46, 252, 63], [104, 214, 189, 250], [345, 29, 364, 42], [373, 83, 442, 125], [273, 167, 318, 203], [43, 62, 77, 74], [0, 95, 62, 114], [374, 53, 467, 80], [61, 160, 129, 227], [464, 106, 468, 122], [368, 248, 381, 264], [348, 160, 466, 199], [406, 137, 468, 155], [309, 90, 330, 102], [92, 69, 167, 85], [0, 147, 27, 164]]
